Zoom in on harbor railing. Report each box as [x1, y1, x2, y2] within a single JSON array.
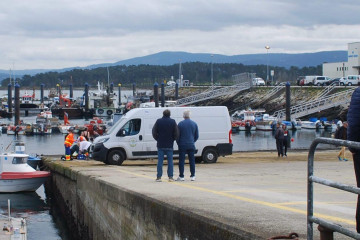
[[308, 137, 360, 239]]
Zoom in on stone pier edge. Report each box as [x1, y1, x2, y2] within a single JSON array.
[[45, 159, 262, 240]]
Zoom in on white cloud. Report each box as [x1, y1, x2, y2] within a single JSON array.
[[0, 0, 359, 69]]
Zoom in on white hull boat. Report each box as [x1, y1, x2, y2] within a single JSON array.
[[0, 175, 50, 192], [301, 121, 322, 129], [255, 121, 274, 131], [58, 125, 73, 134], [0, 150, 50, 193]]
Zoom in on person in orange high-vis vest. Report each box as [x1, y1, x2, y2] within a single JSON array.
[[64, 127, 75, 161]]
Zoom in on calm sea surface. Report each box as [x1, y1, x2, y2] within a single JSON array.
[[0, 89, 337, 239]]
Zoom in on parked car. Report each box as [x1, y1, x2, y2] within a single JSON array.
[[252, 78, 265, 86], [313, 76, 332, 86], [326, 78, 340, 86], [167, 80, 176, 86], [339, 75, 360, 86]]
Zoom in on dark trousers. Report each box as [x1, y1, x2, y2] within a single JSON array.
[[178, 147, 196, 178], [353, 152, 360, 233], [283, 138, 288, 155], [276, 139, 284, 156]]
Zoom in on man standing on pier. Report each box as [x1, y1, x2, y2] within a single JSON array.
[[176, 110, 199, 181], [347, 87, 360, 233], [275, 123, 284, 157], [152, 109, 179, 182]]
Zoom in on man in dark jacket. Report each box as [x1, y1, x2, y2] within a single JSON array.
[[347, 87, 360, 233], [275, 123, 284, 157], [176, 110, 199, 181], [152, 109, 179, 182]]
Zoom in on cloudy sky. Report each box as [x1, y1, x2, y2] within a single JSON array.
[[1, 0, 360, 70]]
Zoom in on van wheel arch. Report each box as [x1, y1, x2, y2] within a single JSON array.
[[202, 147, 218, 163], [348, 82, 352, 86], [107, 148, 126, 165]]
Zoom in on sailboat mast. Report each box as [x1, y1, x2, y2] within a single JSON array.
[[107, 67, 110, 88]]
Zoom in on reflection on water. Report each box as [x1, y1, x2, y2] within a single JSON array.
[[232, 129, 334, 152]]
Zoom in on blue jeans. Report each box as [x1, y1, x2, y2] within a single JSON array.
[[157, 148, 174, 178], [178, 147, 195, 178]]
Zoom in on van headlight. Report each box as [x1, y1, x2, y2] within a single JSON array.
[[96, 137, 109, 144]]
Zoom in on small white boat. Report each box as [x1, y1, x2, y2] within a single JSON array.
[[255, 121, 274, 131], [58, 124, 73, 134], [7, 125, 25, 135], [0, 149, 50, 192], [301, 120, 323, 129], [255, 114, 276, 131]]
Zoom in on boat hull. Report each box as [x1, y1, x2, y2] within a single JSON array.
[[0, 177, 48, 192]]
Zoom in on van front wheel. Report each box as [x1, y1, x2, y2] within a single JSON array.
[[108, 150, 125, 165], [202, 148, 218, 163]]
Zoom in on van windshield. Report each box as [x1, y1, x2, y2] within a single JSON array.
[[107, 117, 127, 135]]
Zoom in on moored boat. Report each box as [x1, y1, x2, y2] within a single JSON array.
[[0, 152, 50, 192]]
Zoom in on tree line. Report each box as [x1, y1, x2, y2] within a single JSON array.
[[1, 62, 322, 89]]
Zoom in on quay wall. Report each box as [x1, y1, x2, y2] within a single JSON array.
[[45, 160, 261, 240]]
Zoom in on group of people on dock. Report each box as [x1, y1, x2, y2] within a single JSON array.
[[274, 123, 289, 157], [63, 127, 94, 161]]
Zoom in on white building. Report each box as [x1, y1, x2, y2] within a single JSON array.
[[323, 42, 360, 78]]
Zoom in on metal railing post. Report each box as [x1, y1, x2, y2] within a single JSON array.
[[307, 137, 360, 239]]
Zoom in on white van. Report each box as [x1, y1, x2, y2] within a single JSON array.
[[301, 76, 316, 85], [312, 76, 332, 86], [91, 106, 233, 165], [339, 75, 360, 86], [252, 78, 265, 86]]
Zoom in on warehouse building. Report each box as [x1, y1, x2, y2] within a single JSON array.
[[323, 42, 360, 78]]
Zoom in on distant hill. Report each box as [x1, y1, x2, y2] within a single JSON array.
[[0, 50, 347, 81], [105, 51, 347, 69]]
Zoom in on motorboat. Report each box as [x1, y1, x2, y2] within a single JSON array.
[[231, 109, 257, 131], [301, 120, 323, 130], [32, 111, 53, 135], [7, 125, 25, 135], [255, 114, 277, 131], [88, 81, 118, 117], [0, 151, 50, 192]]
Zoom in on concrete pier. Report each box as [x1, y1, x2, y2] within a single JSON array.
[[44, 151, 356, 240]]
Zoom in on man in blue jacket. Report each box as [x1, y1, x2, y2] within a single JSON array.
[[347, 87, 360, 233], [176, 110, 199, 181], [152, 109, 179, 182]]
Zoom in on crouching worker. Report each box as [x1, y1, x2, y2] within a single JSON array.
[[64, 127, 75, 161], [71, 136, 92, 160]]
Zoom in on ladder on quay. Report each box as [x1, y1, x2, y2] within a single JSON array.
[[175, 72, 253, 106], [309, 82, 337, 100], [229, 82, 286, 113], [272, 89, 355, 120], [175, 82, 251, 106], [256, 82, 286, 105]]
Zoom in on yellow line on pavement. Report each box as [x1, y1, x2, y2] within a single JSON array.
[[116, 168, 356, 225]]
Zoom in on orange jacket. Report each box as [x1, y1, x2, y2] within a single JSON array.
[[64, 132, 75, 147]]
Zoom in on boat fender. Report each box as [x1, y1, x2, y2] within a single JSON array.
[[107, 110, 113, 115]]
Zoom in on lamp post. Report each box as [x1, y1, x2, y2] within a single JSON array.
[[265, 45, 270, 84], [211, 54, 214, 88]]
